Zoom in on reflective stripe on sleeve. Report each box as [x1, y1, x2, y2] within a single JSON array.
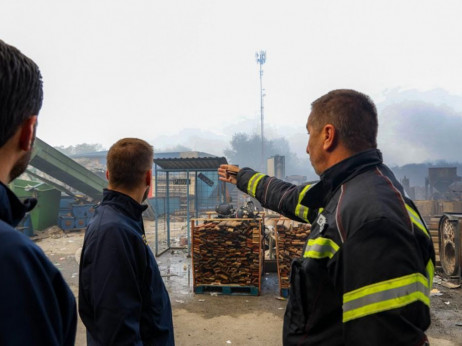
[[294, 184, 311, 222], [247, 173, 265, 198], [342, 273, 430, 323], [303, 237, 339, 259], [405, 204, 429, 238], [426, 259, 434, 290]]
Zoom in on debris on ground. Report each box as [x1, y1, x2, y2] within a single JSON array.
[[431, 289, 443, 297], [441, 281, 461, 289], [32, 225, 67, 241], [434, 276, 443, 285], [433, 275, 461, 289]]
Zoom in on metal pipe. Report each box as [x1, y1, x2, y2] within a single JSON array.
[[187, 170, 191, 256], [155, 163, 159, 256], [166, 171, 170, 248]]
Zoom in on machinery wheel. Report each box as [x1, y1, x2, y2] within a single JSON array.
[[439, 215, 460, 276]]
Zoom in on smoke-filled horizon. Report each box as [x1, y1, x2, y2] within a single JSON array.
[[57, 88, 462, 183], [378, 88, 462, 166], [52, 88, 462, 185], [152, 88, 462, 176]]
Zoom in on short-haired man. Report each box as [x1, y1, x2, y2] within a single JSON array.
[[0, 39, 77, 345], [79, 138, 175, 345], [219, 89, 434, 345]]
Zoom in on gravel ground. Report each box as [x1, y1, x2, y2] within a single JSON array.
[[33, 224, 462, 346]]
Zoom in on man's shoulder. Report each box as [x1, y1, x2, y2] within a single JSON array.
[[344, 164, 400, 196], [85, 207, 143, 244], [0, 220, 58, 275], [91, 208, 137, 232], [0, 220, 40, 253], [338, 165, 408, 225]]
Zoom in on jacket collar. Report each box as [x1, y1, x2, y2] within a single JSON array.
[[100, 188, 147, 221], [0, 181, 37, 227], [304, 149, 383, 208]]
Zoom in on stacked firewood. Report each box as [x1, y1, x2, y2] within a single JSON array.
[[192, 219, 263, 287], [276, 219, 311, 290]]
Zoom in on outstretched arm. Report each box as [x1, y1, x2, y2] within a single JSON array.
[[218, 164, 240, 185], [219, 165, 318, 223]]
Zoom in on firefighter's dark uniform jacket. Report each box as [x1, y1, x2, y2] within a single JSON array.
[[236, 149, 434, 345], [0, 182, 77, 345], [79, 189, 174, 345]]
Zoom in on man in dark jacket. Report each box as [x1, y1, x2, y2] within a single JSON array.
[[79, 138, 174, 345], [219, 89, 434, 345], [0, 39, 77, 345]]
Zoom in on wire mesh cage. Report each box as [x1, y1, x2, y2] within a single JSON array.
[[151, 157, 228, 256]]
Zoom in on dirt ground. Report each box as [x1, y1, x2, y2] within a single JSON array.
[[34, 223, 462, 346]]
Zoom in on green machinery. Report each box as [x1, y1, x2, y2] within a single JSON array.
[[13, 137, 107, 231], [29, 138, 107, 201]]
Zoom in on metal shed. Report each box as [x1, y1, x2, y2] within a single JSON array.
[[151, 155, 228, 256]]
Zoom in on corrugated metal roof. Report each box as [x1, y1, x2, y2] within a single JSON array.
[[72, 150, 214, 160], [154, 156, 228, 171]]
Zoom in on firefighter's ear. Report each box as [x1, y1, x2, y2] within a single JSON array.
[[18, 116, 38, 151], [322, 124, 337, 151]]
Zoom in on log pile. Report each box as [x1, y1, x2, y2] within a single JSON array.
[[192, 218, 263, 289], [276, 218, 311, 291]]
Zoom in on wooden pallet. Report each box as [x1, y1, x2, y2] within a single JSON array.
[[280, 288, 289, 298], [195, 284, 259, 296]]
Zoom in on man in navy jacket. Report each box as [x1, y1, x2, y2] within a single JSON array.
[[79, 138, 174, 345], [0, 39, 77, 345]]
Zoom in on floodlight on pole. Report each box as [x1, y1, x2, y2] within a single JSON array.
[[255, 50, 266, 172]]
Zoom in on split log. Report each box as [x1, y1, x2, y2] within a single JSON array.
[[276, 219, 311, 290], [192, 218, 263, 288]]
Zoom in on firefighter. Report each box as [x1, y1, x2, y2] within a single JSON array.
[[218, 89, 434, 345]]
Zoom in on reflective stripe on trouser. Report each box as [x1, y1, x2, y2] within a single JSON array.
[[294, 184, 311, 222], [343, 272, 430, 323], [303, 237, 339, 259], [247, 173, 265, 198], [405, 203, 429, 238]]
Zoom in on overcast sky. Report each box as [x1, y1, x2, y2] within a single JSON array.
[[2, 0, 462, 167]]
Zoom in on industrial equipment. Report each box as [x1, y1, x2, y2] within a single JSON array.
[[438, 213, 462, 277], [29, 137, 107, 201]]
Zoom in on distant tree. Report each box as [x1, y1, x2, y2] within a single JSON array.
[[55, 143, 104, 156], [224, 133, 311, 178]]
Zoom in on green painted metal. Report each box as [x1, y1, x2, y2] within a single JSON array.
[[11, 179, 61, 231], [30, 138, 107, 201]]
